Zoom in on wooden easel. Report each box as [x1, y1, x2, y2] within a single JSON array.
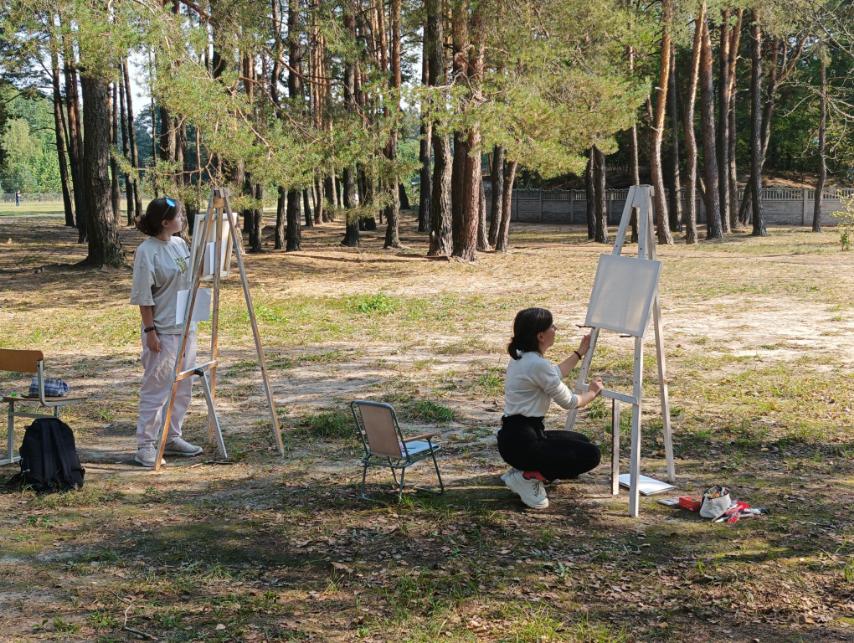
[[566, 185, 674, 517], [153, 188, 285, 471]]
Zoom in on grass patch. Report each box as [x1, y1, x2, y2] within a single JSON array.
[[348, 293, 400, 315], [296, 410, 354, 440], [404, 400, 456, 423]]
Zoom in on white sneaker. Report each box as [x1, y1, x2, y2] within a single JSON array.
[[500, 467, 518, 483], [134, 445, 165, 467], [504, 470, 549, 509], [164, 437, 203, 457]]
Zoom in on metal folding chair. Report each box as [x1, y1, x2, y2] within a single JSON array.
[[350, 400, 444, 500], [0, 349, 85, 466]]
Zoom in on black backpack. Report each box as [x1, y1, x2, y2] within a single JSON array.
[[6, 417, 85, 493]]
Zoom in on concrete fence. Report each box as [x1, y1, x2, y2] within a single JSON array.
[[486, 187, 854, 227]]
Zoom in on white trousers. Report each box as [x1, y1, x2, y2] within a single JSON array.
[[136, 331, 197, 448]]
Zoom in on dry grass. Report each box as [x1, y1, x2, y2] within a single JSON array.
[[0, 207, 852, 641]]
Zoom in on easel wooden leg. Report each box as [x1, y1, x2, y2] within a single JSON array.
[[629, 335, 644, 517], [197, 369, 227, 459], [611, 399, 620, 496], [225, 204, 285, 457], [653, 296, 675, 482]]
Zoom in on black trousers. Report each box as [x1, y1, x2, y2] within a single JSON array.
[[497, 415, 601, 482]]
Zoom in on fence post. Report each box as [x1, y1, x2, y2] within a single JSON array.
[[539, 189, 544, 223], [801, 189, 808, 226]]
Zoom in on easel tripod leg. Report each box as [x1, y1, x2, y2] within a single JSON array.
[[653, 297, 675, 482], [611, 399, 620, 496], [628, 336, 644, 517], [198, 370, 227, 460]]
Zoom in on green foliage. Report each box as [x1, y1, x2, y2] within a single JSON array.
[[0, 87, 62, 193], [833, 196, 854, 250]]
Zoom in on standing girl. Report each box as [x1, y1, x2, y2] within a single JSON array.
[[499, 307, 603, 509], [130, 197, 203, 467]]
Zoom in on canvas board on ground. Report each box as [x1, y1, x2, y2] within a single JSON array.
[[584, 254, 661, 337]]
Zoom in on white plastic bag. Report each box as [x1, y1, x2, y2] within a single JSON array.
[[700, 485, 732, 519]]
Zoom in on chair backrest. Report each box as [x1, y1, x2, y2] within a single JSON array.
[[351, 401, 403, 458], [0, 349, 44, 374]]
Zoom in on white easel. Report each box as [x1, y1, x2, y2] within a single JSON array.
[[566, 185, 674, 517], [153, 188, 285, 471]]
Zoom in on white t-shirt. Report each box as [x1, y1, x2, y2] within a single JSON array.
[[129, 236, 193, 335], [503, 351, 578, 417]]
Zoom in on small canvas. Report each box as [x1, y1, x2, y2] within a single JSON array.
[[584, 254, 661, 337], [191, 212, 233, 279]]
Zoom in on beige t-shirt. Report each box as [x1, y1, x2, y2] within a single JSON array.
[[503, 351, 578, 417], [129, 236, 193, 335]]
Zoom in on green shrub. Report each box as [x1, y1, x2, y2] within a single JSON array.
[[407, 400, 455, 423], [300, 410, 354, 439], [349, 293, 399, 315]]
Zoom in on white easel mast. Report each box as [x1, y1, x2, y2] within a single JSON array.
[[566, 185, 674, 517]]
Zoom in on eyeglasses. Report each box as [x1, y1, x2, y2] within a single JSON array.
[[165, 197, 176, 208]]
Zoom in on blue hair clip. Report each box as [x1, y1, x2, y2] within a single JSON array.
[[165, 197, 176, 207]]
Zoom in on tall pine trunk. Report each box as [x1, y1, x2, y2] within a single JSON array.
[[418, 37, 431, 233], [650, 0, 673, 244], [812, 49, 826, 233], [487, 145, 504, 247], [495, 161, 517, 252], [275, 187, 287, 249], [110, 82, 121, 225], [749, 10, 766, 236], [383, 0, 402, 248], [585, 154, 595, 240], [700, 17, 723, 239], [477, 176, 489, 251], [48, 26, 74, 227], [727, 9, 743, 230], [80, 75, 123, 267], [286, 0, 303, 251], [593, 146, 608, 243], [62, 24, 86, 241], [717, 10, 731, 233], [628, 45, 640, 243], [122, 60, 143, 221], [426, 0, 452, 256], [118, 65, 134, 225], [682, 2, 705, 244], [667, 42, 683, 232]]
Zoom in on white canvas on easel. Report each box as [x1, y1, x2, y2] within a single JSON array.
[[585, 255, 661, 337], [566, 185, 674, 517], [191, 212, 233, 279]]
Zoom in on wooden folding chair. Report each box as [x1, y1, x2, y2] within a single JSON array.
[[350, 400, 444, 500], [0, 349, 85, 466]]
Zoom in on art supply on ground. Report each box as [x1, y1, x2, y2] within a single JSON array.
[[678, 496, 702, 511], [700, 485, 732, 519], [662, 485, 767, 525], [657, 496, 681, 507], [618, 473, 675, 496]]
